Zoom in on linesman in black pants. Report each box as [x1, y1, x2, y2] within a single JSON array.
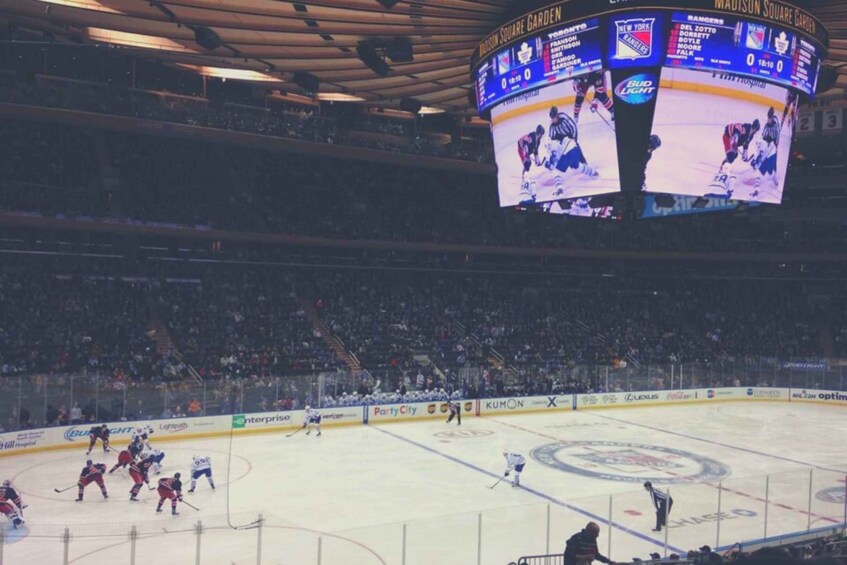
[[644, 481, 673, 532], [445, 400, 461, 425]]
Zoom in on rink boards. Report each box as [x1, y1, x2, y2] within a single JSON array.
[[1, 387, 845, 458]]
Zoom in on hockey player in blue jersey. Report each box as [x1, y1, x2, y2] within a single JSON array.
[[188, 455, 215, 493], [302, 406, 322, 436], [546, 107, 598, 177]]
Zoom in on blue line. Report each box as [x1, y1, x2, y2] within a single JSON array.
[[371, 425, 686, 555], [584, 412, 847, 475]]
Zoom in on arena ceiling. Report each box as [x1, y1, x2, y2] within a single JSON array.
[[1, 0, 847, 115]]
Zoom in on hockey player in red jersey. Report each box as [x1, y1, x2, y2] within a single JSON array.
[[0, 480, 26, 529], [156, 473, 183, 516], [76, 460, 108, 502], [109, 444, 137, 474], [128, 457, 154, 501], [86, 424, 111, 455], [573, 72, 614, 123], [721, 120, 760, 167]]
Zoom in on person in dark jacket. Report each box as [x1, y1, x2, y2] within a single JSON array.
[[564, 521, 617, 565]]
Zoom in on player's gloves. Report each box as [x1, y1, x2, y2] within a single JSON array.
[[741, 149, 749, 162], [590, 101, 599, 112], [504, 471, 510, 477], [302, 423, 307, 428], [178, 496, 183, 502]]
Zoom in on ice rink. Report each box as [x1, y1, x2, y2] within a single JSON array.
[[491, 73, 620, 207], [646, 68, 795, 204], [3, 402, 846, 565]]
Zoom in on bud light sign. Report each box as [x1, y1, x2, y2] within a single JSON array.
[[615, 73, 657, 105]]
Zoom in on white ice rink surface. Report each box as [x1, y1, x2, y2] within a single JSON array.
[[3, 402, 847, 565]]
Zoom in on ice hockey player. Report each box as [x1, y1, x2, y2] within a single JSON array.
[[517, 125, 545, 181], [86, 423, 110, 455], [76, 460, 108, 502], [706, 163, 737, 198], [547, 107, 598, 177], [502, 450, 526, 487], [445, 400, 462, 425], [644, 481, 673, 532], [721, 119, 760, 167], [750, 107, 782, 195], [0, 480, 26, 529], [188, 455, 215, 493], [302, 405, 322, 436], [108, 444, 137, 474], [573, 72, 614, 123], [156, 473, 183, 516], [132, 425, 155, 450], [641, 133, 662, 190], [128, 456, 153, 501], [141, 447, 166, 475]]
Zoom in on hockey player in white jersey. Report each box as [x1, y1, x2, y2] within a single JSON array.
[[188, 455, 215, 493], [546, 107, 598, 178], [750, 107, 781, 196], [502, 451, 526, 488], [132, 425, 155, 450], [141, 447, 166, 475], [302, 405, 322, 436], [705, 163, 737, 199]]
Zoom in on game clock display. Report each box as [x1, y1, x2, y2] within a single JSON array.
[[666, 11, 820, 95], [475, 18, 603, 113]]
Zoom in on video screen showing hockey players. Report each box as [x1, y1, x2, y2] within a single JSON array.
[[490, 71, 620, 208], [537, 198, 620, 220], [644, 67, 797, 204]]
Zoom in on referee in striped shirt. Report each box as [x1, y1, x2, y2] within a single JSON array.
[[644, 481, 673, 532]]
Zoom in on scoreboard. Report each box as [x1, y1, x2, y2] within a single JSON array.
[[475, 18, 603, 112], [666, 12, 821, 95], [474, 6, 826, 111], [473, 0, 828, 212]]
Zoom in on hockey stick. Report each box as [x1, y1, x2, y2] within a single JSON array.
[[488, 476, 506, 489], [181, 499, 200, 511], [590, 106, 615, 132], [54, 484, 77, 493], [286, 426, 304, 438]]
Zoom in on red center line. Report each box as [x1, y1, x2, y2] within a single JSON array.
[[488, 417, 840, 525]]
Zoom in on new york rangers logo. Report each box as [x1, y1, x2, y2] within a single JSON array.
[[615, 18, 655, 60]]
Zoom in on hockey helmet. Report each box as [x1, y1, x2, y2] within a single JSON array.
[[86, 459, 93, 466], [2, 480, 10, 488], [649, 134, 662, 150], [752, 119, 761, 131], [643, 481, 653, 489], [768, 107, 775, 119], [536, 124, 545, 136], [174, 472, 181, 479], [549, 106, 559, 119]]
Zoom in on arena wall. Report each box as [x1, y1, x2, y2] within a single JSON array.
[[0, 387, 840, 458]]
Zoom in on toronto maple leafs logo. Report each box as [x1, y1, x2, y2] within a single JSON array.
[[774, 31, 790, 56], [517, 42, 533, 65]]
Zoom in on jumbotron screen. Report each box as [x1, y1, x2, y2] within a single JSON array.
[[472, 0, 827, 208]]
